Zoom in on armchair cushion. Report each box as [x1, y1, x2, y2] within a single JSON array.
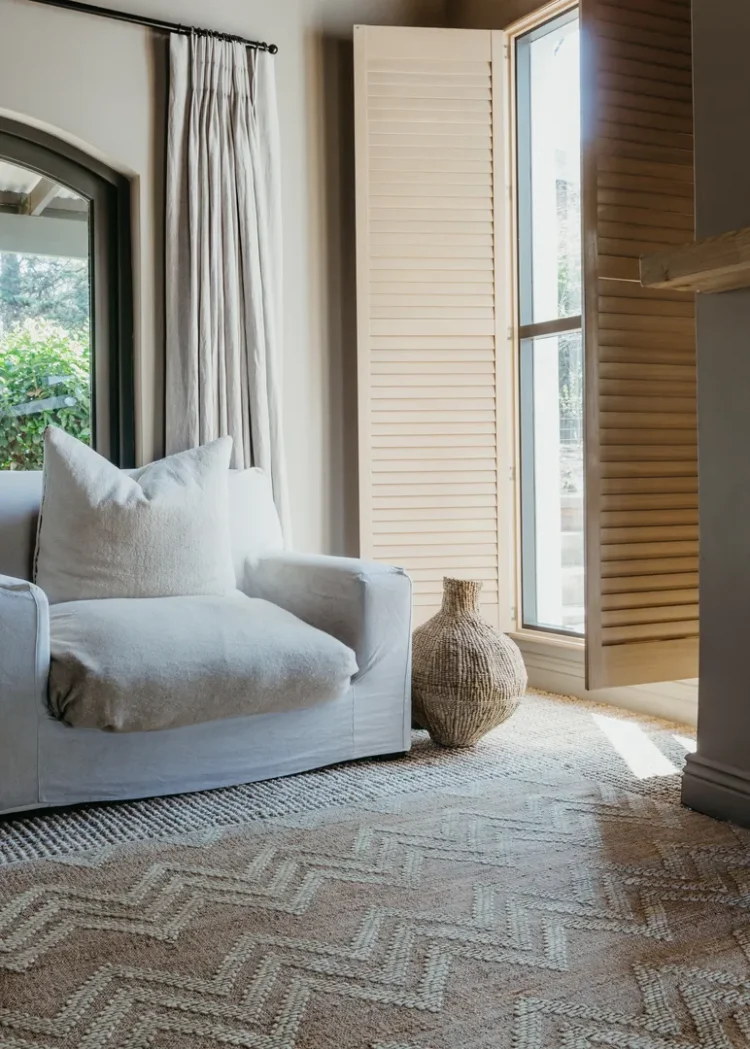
[[48, 592, 357, 733]]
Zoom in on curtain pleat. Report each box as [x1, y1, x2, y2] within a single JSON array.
[[166, 34, 290, 540]]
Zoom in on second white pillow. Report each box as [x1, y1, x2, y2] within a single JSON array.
[[35, 427, 236, 604]]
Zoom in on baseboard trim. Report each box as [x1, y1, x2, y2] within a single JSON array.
[[516, 634, 698, 727], [682, 753, 750, 827]]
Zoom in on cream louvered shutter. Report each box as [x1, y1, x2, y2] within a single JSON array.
[[353, 25, 511, 629], [581, 0, 698, 688]]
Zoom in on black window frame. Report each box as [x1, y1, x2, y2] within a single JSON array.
[[0, 116, 135, 467]]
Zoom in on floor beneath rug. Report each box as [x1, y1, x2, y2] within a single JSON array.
[[3, 692, 750, 1048]]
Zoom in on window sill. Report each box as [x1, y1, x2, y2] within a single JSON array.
[[509, 629, 584, 653]]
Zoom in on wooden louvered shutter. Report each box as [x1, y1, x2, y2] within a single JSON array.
[[354, 25, 512, 629], [581, 0, 698, 688]]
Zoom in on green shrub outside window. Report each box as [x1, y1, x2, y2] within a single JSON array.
[[0, 319, 91, 470]]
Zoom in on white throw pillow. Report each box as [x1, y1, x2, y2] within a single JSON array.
[[35, 427, 236, 604], [228, 468, 284, 579]]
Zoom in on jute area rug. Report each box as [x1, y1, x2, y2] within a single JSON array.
[[1, 692, 749, 1049]]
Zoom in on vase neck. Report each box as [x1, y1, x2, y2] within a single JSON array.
[[441, 578, 482, 614]]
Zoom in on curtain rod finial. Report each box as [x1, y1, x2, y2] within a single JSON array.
[[268, 43, 278, 54]]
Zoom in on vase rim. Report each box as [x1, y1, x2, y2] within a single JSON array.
[[442, 577, 483, 591], [441, 577, 483, 613]]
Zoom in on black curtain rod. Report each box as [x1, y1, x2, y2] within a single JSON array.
[[25, 0, 278, 52]]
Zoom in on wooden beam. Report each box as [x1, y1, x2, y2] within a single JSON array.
[[27, 176, 60, 216], [0, 212, 88, 259], [641, 226, 750, 293]]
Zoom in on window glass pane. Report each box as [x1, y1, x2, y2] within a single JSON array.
[[517, 12, 581, 326], [520, 329, 584, 634], [0, 160, 91, 470]]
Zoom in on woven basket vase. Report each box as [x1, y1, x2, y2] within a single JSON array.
[[412, 578, 527, 748]]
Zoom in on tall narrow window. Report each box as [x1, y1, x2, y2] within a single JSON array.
[[516, 8, 582, 635], [0, 119, 134, 468]]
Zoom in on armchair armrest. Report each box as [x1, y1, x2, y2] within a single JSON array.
[[240, 553, 412, 681], [0, 575, 49, 813]]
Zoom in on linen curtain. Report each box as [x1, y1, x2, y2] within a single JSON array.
[[166, 33, 290, 537]]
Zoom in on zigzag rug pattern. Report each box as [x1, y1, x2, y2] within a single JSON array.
[[2, 694, 750, 1048]]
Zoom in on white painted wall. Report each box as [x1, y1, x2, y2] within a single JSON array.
[[0, 0, 448, 555]]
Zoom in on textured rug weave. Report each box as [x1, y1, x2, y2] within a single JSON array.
[[0, 691, 686, 868], [3, 693, 750, 1048]]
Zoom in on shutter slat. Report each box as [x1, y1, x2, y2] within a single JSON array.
[[372, 472, 497, 485], [600, 361, 695, 380], [372, 422, 496, 435], [602, 574, 698, 595], [602, 494, 698, 511], [602, 476, 697, 494], [373, 494, 497, 509], [373, 444, 496, 458], [598, 153, 693, 181], [368, 97, 492, 115], [374, 542, 499, 558], [601, 379, 696, 396], [603, 604, 699, 629], [599, 223, 694, 246], [599, 294, 694, 315], [597, 36, 692, 72], [600, 105, 693, 135], [373, 410, 497, 423], [598, 71, 692, 103], [368, 86, 492, 101], [602, 588, 699, 611], [602, 508, 697, 526], [371, 182, 493, 197], [373, 482, 498, 496], [600, 448, 696, 462], [602, 540, 699, 559], [602, 620, 699, 644], [602, 525, 698, 543], [598, 187, 694, 214], [370, 158, 492, 174], [598, 170, 693, 197], [597, 141, 692, 166], [599, 88, 692, 120], [375, 519, 497, 534], [602, 556, 698, 577]]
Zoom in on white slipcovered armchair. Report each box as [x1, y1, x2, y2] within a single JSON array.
[[0, 471, 412, 816]]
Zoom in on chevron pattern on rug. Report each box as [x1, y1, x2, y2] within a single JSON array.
[[2, 693, 748, 1049]]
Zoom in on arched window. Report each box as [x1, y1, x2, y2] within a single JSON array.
[[0, 117, 134, 468]]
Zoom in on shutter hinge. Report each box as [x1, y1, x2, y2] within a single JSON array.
[[510, 605, 517, 622], [509, 465, 516, 482]]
